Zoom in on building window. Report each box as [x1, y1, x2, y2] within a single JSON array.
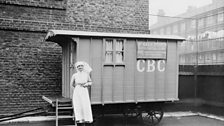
[[160, 28, 164, 35], [151, 31, 158, 34], [198, 18, 204, 28], [180, 22, 186, 32], [173, 25, 178, 35], [206, 15, 215, 26], [217, 12, 224, 23], [198, 54, 205, 65], [105, 39, 113, 63], [115, 39, 124, 63], [190, 20, 196, 29], [217, 51, 224, 64], [104, 39, 125, 64], [166, 26, 171, 35]]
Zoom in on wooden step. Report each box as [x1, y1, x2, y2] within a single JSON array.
[[61, 125, 77, 126], [57, 115, 74, 119], [58, 107, 73, 110], [57, 105, 72, 107]]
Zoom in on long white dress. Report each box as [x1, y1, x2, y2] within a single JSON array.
[[71, 72, 93, 123]]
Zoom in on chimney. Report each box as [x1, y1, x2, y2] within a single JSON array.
[[212, 0, 222, 4], [212, 0, 223, 4], [187, 6, 197, 12]]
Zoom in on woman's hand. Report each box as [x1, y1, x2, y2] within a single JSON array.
[[83, 83, 89, 88], [75, 83, 86, 87], [83, 82, 92, 88], [72, 82, 84, 87]]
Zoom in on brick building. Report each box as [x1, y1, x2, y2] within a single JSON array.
[[150, 0, 224, 106], [0, 0, 149, 115]]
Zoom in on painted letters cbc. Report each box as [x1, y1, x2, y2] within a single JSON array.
[[137, 60, 166, 72]]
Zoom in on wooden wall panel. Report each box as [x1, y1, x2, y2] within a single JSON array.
[[113, 66, 124, 102], [62, 43, 71, 98], [66, 43, 71, 98], [102, 66, 113, 103], [90, 38, 103, 104], [78, 38, 91, 62], [145, 64, 156, 100], [69, 41, 77, 98], [135, 60, 146, 101], [124, 39, 136, 102], [62, 44, 65, 97], [165, 41, 178, 100], [154, 60, 165, 100]]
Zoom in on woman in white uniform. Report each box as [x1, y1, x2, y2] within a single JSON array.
[[70, 61, 93, 126]]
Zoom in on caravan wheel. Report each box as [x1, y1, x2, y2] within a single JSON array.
[[142, 107, 164, 126]]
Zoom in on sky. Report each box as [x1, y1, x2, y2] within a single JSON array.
[[149, 0, 213, 26]]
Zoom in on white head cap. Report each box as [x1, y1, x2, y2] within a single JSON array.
[[75, 61, 92, 73]]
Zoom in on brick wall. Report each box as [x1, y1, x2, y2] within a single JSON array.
[[0, 0, 66, 9], [0, 0, 150, 115], [0, 0, 150, 33], [66, 0, 149, 33], [0, 0, 67, 32], [0, 31, 62, 114], [0, 0, 66, 115]]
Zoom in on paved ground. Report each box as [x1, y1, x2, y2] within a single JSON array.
[[1, 114, 224, 126], [158, 116, 224, 126], [163, 103, 224, 117], [1, 103, 224, 126]]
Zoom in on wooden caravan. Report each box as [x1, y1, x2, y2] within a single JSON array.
[[44, 30, 185, 125]]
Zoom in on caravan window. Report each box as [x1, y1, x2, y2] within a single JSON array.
[[104, 39, 125, 64]]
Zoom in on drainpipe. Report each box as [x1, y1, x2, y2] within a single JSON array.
[[194, 17, 199, 106]]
